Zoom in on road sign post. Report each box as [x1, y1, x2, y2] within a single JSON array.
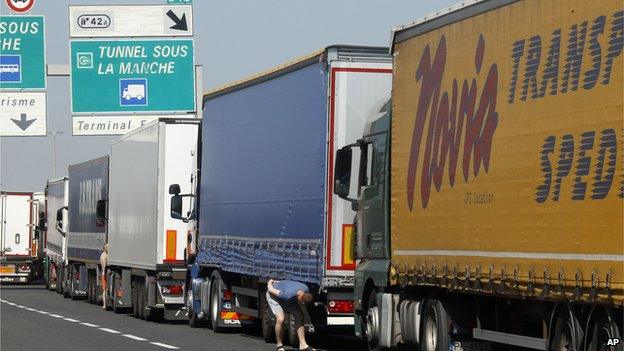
[[0, 16, 46, 90], [70, 39, 195, 114]]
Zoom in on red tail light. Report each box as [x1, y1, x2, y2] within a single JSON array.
[[327, 299, 354, 314], [161, 284, 183, 295], [223, 290, 233, 300]]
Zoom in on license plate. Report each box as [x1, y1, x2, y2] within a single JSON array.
[[0, 265, 15, 274]]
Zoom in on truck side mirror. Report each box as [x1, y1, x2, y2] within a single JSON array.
[[56, 206, 67, 236], [171, 195, 183, 220], [96, 199, 107, 226], [334, 147, 353, 198], [38, 212, 46, 232], [169, 184, 181, 195]]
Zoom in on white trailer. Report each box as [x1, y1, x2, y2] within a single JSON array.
[[104, 118, 199, 320], [0, 192, 42, 283], [45, 178, 69, 292]]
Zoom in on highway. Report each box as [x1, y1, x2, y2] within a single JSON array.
[[0, 284, 365, 351]]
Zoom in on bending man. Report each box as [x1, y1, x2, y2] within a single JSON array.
[[266, 279, 316, 351]]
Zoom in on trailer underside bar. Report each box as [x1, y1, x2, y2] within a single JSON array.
[[473, 328, 548, 350]]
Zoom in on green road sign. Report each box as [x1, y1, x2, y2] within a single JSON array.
[[0, 16, 46, 90], [70, 39, 195, 113]]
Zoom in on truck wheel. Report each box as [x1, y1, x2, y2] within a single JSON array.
[[88, 271, 95, 304], [138, 281, 146, 320], [187, 285, 204, 328], [586, 308, 622, 351], [132, 281, 139, 318], [550, 305, 583, 351], [365, 289, 384, 351], [61, 267, 69, 298], [210, 277, 224, 333], [422, 298, 450, 351], [287, 313, 299, 347], [260, 291, 276, 343], [70, 266, 81, 300]]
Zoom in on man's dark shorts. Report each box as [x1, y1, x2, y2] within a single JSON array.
[[266, 291, 305, 329]]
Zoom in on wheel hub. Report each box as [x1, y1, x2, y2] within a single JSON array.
[[366, 306, 380, 345]]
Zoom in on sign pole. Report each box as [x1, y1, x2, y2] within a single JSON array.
[[195, 64, 202, 119]]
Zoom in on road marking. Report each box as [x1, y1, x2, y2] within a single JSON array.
[[0, 299, 181, 350], [150, 342, 180, 349], [123, 334, 147, 341], [99, 328, 121, 334]]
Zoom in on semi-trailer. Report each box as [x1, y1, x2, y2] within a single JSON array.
[[168, 45, 392, 344], [64, 156, 109, 303], [45, 177, 69, 292], [0, 191, 44, 283], [332, 0, 623, 350], [101, 118, 200, 320]]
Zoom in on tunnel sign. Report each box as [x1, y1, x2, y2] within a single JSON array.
[[0, 16, 45, 89], [70, 39, 195, 113]]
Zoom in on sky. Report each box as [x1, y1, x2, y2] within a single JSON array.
[[0, 0, 458, 191]]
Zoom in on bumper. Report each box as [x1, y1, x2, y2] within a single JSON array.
[[0, 274, 30, 283]]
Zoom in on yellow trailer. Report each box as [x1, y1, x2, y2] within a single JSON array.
[[391, 0, 623, 307], [332, 0, 623, 350]]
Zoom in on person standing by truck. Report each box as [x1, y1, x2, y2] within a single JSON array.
[[99, 244, 108, 310], [266, 279, 316, 351]]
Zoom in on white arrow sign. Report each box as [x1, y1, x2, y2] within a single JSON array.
[[69, 5, 193, 38], [0, 92, 46, 137]]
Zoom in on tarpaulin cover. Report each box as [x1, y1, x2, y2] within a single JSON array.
[[68, 157, 108, 262], [198, 62, 327, 284]]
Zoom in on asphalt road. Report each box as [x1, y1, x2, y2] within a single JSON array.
[[0, 283, 366, 351]]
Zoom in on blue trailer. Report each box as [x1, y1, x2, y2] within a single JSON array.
[[169, 46, 392, 343], [64, 156, 109, 305]]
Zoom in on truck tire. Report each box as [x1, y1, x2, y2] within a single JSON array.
[[132, 281, 139, 318], [187, 285, 204, 328], [287, 313, 299, 347], [364, 289, 386, 351], [88, 270, 95, 304], [70, 266, 81, 300], [550, 305, 583, 351], [61, 267, 69, 298], [210, 277, 224, 333], [260, 291, 276, 343], [138, 281, 145, 320], [422, 298, 450, 351], [586, 308, 622, 351]]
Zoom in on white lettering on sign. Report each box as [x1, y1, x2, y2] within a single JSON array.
[[0, 21, 40, 34], [93, 45, 188, 75], [72, 116, 168, 136]]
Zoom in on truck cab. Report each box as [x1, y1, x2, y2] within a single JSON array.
[[333, 100, 391, 339]]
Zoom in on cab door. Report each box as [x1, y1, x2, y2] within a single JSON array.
[[356, 132, 389, 259]]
